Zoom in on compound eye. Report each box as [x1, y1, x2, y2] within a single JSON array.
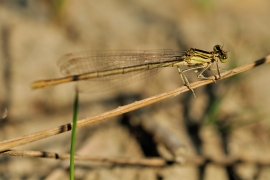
[[214, 45, 221, 51], [220, 55, 228, 63]]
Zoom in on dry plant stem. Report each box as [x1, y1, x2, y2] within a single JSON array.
[[3, 149, 270, 166], [2, 149, 167, 167], [0, 56, 269, 152]]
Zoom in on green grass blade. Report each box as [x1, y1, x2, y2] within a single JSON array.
[[70, 90, 79, 180]]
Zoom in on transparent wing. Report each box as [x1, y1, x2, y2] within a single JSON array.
[[57, 49, 185, 92], [76, 70, 159, 92]]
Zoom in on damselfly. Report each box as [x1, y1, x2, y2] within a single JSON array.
[[31, 45, 228, 97]]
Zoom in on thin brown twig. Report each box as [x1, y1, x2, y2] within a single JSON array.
[[2, 149, 270, 167], [1, 149, 167, 167], [0, 55, 269, 152]]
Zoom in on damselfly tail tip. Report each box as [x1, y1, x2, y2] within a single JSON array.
[[30, 81, 46, 89], [30, 82, 39, 89]]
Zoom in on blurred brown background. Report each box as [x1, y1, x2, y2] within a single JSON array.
[[0, 0, 270, 179]]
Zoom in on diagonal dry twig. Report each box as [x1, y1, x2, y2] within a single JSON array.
[[0, 55, 269, 152]]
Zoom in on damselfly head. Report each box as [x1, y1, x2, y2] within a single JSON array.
[[213, 45, 228, 63]]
